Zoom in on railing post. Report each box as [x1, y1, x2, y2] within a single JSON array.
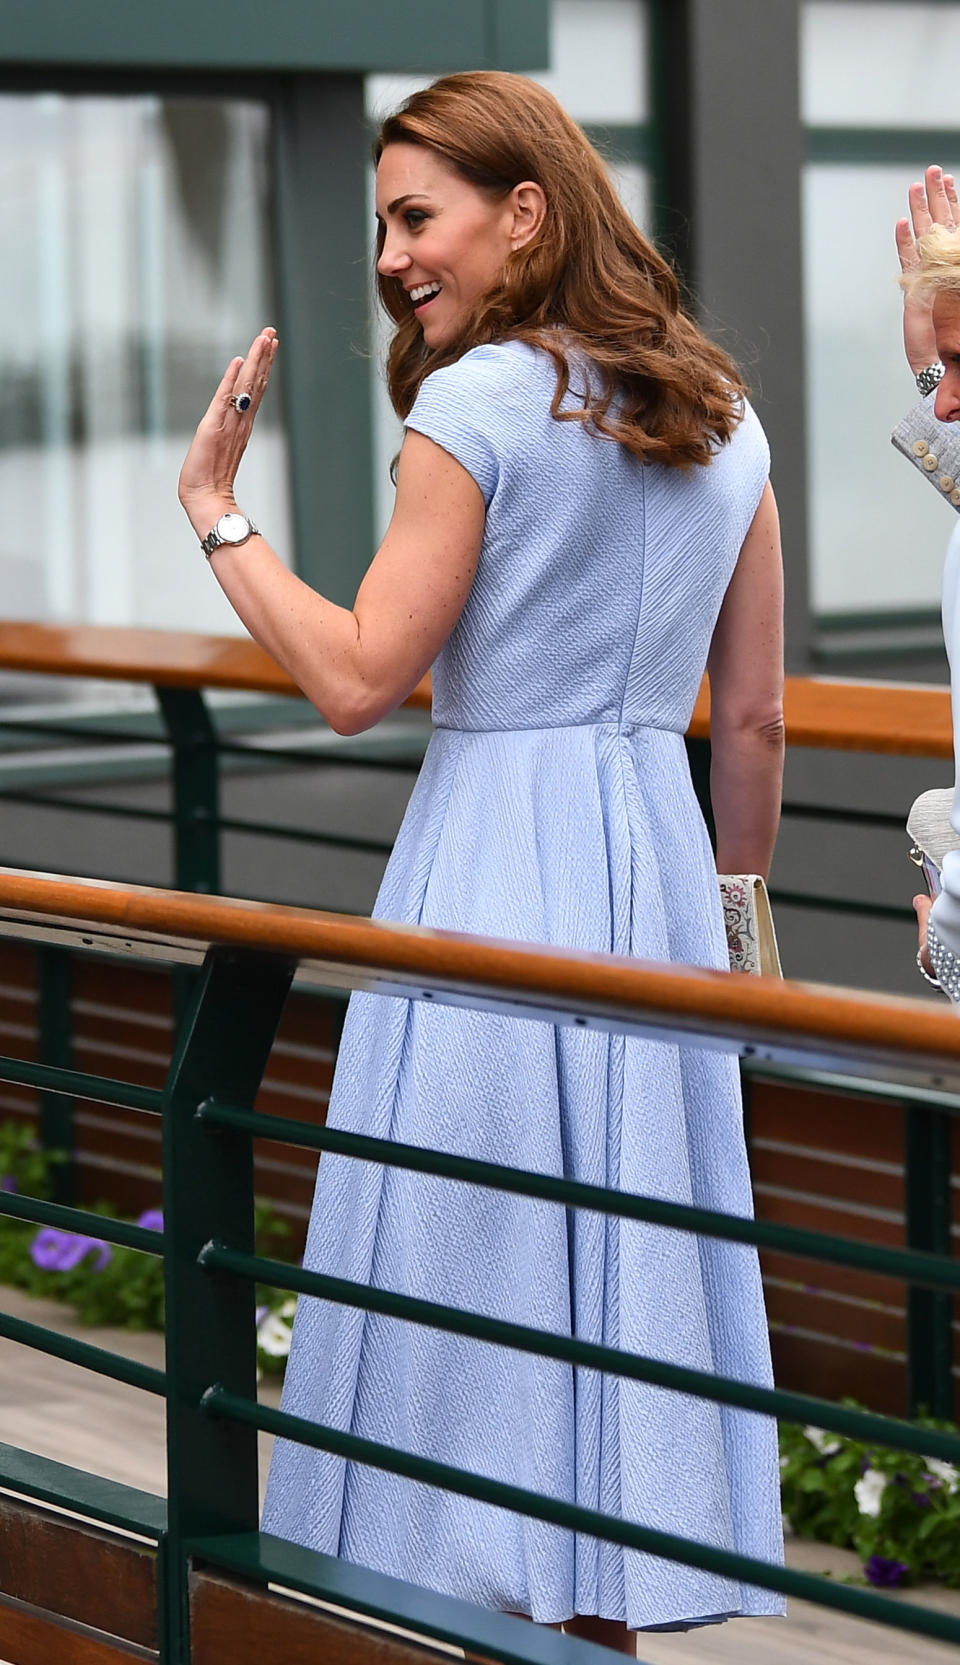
[[904, 1103, 955, 1419], [36, 945, 74, 1204], [160, 945, 295, 1664], [155, 687, 220, 896]]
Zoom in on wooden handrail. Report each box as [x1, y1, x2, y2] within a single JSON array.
[[0, 622, 432, 710], [689, 676, 953, 760], [1, 868, 959, 1083], [0, 622, 952, 757]]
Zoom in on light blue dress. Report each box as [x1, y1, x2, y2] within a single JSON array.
[[263, 341, 785, 1631]]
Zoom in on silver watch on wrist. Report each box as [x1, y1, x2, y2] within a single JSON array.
[[200, 511, 260, 559], [916, 362, 945, 398]]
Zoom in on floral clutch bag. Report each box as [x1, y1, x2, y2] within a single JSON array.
[[718, 874, 783, 977]]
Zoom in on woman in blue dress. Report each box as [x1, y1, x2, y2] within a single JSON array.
[[178, 72, 786, 1646]]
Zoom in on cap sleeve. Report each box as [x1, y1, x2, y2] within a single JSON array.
[[404, 349, 504, 507]]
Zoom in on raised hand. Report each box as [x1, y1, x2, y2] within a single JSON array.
[[178, 327, 279, 534], [895, 165, 959, 375]]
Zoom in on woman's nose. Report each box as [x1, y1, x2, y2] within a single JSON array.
[[377, 233, 411, 278], [935, 370, 960, 423]]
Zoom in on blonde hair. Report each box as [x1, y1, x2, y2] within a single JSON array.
[[374, 72, 746, 469], [900, 223, 960, 300]]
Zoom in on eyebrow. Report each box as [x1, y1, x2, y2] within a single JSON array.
[[386, 192, 426, 215]]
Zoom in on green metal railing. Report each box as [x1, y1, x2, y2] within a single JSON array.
[[1, 686, 955, 1424], [1, 897, 959, 1662]]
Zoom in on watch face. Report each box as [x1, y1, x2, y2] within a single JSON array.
[[217, 513, 250, 544]]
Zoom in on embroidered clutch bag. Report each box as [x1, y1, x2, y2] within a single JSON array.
[[718, 873, 782, 977]]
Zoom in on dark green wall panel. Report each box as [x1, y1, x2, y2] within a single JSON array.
[[0, 0, 547, 73]]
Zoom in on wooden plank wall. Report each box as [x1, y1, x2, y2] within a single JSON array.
[[0, 941, 955, 1420], [0, 941, 334, 1231]]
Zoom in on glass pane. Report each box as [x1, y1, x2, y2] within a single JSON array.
[[803, 162, 959, 616], [0, 94, 292, 634], [802, 2, 960, 127], [367, 2, 648, 127], [539, 0, 648, 123]]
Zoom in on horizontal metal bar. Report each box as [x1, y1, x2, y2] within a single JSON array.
[[214, 739, 424, 771], [0, 1193, 162, 1254], [0, 1052, 164, 1114], [742, 1057, 960, 1114], [769, 888, 913, 923], [0, 790, 173, 825], [196, 1102, 960, 1292], [0, 720, 169, 746], [0, 1439, 166, 1538], [191, 1530, 635, 1665], [214, 815, 394, 855], [200, 1392, 960, 1649], [0, 795, 392, 853], [199, 1244, 960, 1464], [780, 802, 906, 830], [0, 1309, 166, 1395]]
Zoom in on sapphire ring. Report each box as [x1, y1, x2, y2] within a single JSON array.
[[231, 391, 253, 413]]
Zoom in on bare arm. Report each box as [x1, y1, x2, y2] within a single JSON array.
[[705, 482, 785, 877], [179, 331, 484, 735]]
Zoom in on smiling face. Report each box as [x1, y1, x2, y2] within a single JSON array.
[[375, 143, 524, 351], [934, 291, 960, 423]]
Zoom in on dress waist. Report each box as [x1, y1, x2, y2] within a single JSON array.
[[432, 717, 687, 738]]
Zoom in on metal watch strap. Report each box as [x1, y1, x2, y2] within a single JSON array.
[[200, 516, 260, 559], [916, 362, 945, 398]]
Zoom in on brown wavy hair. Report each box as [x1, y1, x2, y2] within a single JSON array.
[[374, 71, 746, 468]]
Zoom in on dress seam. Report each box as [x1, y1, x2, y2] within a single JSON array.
[[616, 454, 646, 730]]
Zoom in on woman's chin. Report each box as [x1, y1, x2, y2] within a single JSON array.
[[421, 310, 460, 351]]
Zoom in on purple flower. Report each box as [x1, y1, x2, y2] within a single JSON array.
[[136, 1208, 164, 1232], [30, 1227, 112, 1272], [864, 1556, 909, 1588], [0, 1175, 16, 1193]]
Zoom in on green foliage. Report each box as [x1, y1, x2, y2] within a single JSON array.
[[0, 1117, 62, 1200], [0, 1120, 297, 1345], [780, 1410, 960, 1588]]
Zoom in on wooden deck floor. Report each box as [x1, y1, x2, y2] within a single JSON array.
[[2, 1284, 958, 1664]]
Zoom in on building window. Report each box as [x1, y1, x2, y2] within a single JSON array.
[[0, 93, 292, 634], [802, 1, 960, 653]]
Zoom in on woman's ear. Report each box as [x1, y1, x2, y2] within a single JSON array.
[[510, 181, 547, 250]]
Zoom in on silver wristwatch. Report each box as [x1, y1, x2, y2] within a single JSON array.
[[200, 512, 260, 559], [916, 362, 945, 398]]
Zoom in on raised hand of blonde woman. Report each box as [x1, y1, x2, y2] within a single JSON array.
[[178, 327, 279, 535], [895, 166, 959, 375], [915, 891, 934, 976]]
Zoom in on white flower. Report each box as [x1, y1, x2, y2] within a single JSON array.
[[257, 1311, 293, 1358], [924, 1458, 959, 1493], [804, 1425, 841, 1457], [854, 1468, 887, 1517]]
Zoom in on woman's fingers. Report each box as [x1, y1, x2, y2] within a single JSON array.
[[946, 173, 960, 222], [207, 357, 244, 420], [896, 215, 919, 272], [926, 163, 955, 227], [910, 177, 933, 239], [228, 329, 278, 417]]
